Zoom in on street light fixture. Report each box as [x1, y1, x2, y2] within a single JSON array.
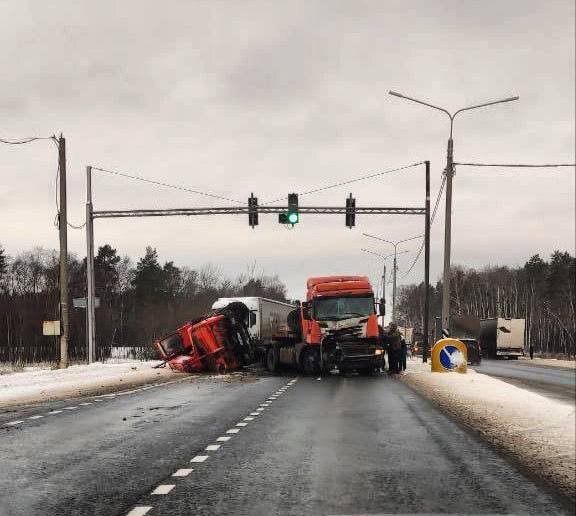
[[389, 91, 519, 334], [362, 234, 422, 322]]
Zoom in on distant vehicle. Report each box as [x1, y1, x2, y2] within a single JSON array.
[[459, 338, 482, 365], [479, 318, 525, 359], [211, 296, 295, 345]]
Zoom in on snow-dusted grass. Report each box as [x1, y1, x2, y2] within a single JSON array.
[[0, 360, 179, 408], [403, 361, 575, 500]]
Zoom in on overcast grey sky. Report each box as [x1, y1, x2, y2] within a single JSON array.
[[1, 0, 574, 300]]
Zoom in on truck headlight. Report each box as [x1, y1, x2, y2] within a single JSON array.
[[374, 348, 384, 356]]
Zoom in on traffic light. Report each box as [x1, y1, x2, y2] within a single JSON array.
[[279, 193, 299, 225], [248, 193, 258, 228], [345, 193, 356, 228]]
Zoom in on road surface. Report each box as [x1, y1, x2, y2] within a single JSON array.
[[0, 372, 571, 515], [474, 359, 576, 403]]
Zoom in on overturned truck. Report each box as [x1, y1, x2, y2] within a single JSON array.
[[153, 302, 256, 374]]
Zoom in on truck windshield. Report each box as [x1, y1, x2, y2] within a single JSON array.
[[313, 296, 374, 321]]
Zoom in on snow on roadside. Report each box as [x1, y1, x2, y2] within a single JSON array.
[[403, 360, 575, 500], [0, 361, 180, 408], [520, 357, 576, 369]]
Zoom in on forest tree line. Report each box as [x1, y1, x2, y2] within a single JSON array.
[[0, 244, 287, 364], [397, 251, 576, 357]]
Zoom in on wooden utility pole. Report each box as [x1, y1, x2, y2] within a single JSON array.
[[58, 135, 69, 368]]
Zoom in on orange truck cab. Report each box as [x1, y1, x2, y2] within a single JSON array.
[[296, 276, 384, 374]]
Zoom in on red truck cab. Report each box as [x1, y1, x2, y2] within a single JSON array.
[[298, 276, 384, 374]]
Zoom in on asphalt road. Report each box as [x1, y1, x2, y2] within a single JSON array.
[[0, 372, 571, 516], [474, 359, 576, 403]]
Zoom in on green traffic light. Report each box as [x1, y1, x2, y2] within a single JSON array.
[[288, 212, 299, 224]]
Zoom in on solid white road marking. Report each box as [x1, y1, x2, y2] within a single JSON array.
[[126, 506, 152, 516], [216, 436, 231, 442], [28, 415, 44, 420], [190, 455, 209, 463], [227, 428, 240, 434], [5, 420, 24, 426], [151, 484, 175, 495], [236, 422, 248, 427], [205, 444, 221, 451], [47, 410, 63, 415], [172, 469, 193, 477]]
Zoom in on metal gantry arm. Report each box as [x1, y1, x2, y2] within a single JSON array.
[[85, 160, 433, 362]]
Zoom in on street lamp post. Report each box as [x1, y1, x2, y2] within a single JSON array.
[[361, 248, 409, 325], [362, 235, 421, 322], [388, 91, 519, 334]]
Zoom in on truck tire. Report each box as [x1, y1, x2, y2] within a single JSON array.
[[301, 347, 319, 376], [266, 345, 280, 373]]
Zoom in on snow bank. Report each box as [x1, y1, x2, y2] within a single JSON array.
[[521, 357, 576, 369], [0, 361, 180, 408], [403, 361, 575, 500]]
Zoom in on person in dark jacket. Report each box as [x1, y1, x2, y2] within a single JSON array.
[[386, 323, 402, 374], [400, 336, 408, 372]]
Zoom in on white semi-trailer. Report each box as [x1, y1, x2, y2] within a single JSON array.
[[479, 318, 525, 359], [211, 297, 296, 345]]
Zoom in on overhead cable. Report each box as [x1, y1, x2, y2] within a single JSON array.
[[454, 162, 575, 168], [263, 161, 426, 205], [91, 166, 244, 205]]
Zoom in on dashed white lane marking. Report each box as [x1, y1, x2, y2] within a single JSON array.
[[79, 402, 93, 406], [205, 444, 221, 451], [250, 412, 260, 416], [236, 422, 248, 427], [64, 406, 78, 410], [151, 484, 175, 495], [226, 428, 240, 434], [5, 420, 24, 426], [47, 410, 63, 415], [256, 408, 265, 412], [190, 455, 209, 463], [216, 436, 231, 442], [126, 507, 152, 516], [243, 417, 254, 421], [28, 415, 44, 420], [93, 399, 103, 402], [172, 469, 193, 477]]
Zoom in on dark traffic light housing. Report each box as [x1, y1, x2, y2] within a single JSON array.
[[248, 193, 258, 228], [345, 193, 356, 228]]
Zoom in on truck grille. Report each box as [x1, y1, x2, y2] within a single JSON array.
[[338, 341, 375, 357], [326, 325, 363, 340]]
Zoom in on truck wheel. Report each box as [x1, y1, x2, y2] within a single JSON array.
[[301, 348, 319, 376], [266, 346, 279, 373]]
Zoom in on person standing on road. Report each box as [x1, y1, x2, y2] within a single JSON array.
[[400, 336, 408, 372], [529, 343, 534, 360], [387, 323, 402, 374]]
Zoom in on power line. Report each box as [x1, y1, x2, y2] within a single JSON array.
[[401, 174, 447, 279], [454, 162, 575, 168], [0, 135, 56, 145], [91, 166, 244, 204], [263, 161, 425, 205]]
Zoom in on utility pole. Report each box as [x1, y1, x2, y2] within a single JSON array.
[[388, 91, 519, 334], [392, 252, 397, 322], [423, 160, 431, 362], [58, 135, 69, 368], [86, 166, 96, 363]]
